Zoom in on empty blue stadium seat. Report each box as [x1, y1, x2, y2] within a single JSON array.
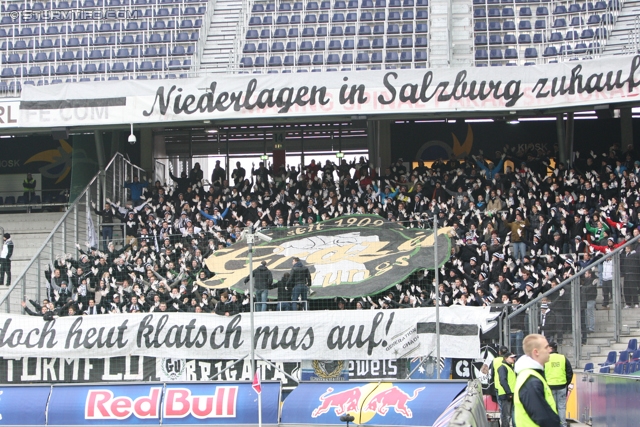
[[342, 53, 353, 64], [300, 41, 313, 50], [388, 11, 401, 20], [581, 28, 594, 38], [343, 39, 355, 49], [302, 28, 315, 37], [549, 32, 563, 42], [361, 11, 373, 21], [319, 13, 329, 22], [415, 51, 427, 61], [386, 51, 399, 62], [260, 29, 271, 38], [374, 10, 385, 20], [314, 40, 326, 50], [254, 57, 266, 67], [346, 12, 357, 21], [372, 38, 384, 48], [536, 6, 548, 15], [559, 45, 572, 55], [502, 7, 514, 16], [596, 28, 607, 38], [593, 0, 607, 10], [243, 43, 256, 53], [574, 43, 587, 53], [329, 40, 342, 50], [286, 41, 297, 51], [489, 34, 502, 44], [359, 25, 371, 35], [489, 48, 502, 59], [298, 54, 311, 65], [533, 33, 544, 43], [488, 22, 501, 31], [333, 12, 344, 21], [269, 56, 283, 67], [570, 16, 584, 27], [4, 196, 15, 205], [475, 49, 489, 60], [475, 22, 488, 31], [312, 54, 324, 65], [553, 18, 567, 28], [327, 53, 340, 64], [505, 48, 518, 59], [535, 19, 546, 29], [344, 25, 356, 35], [317, 27, 328, 36], [356, 52, 369, 64], [519, 6, 532, 15], [387, 24, 399, 33], [274, 29, 287, 38], [240, 57, 254, 67], [304, 14, 317, 23], [416, 23, 427, 33], [524, 47, 538, 58], [277, 15, 289, 24], [401, 23, 413, 33], [386, 37, 399, 48], [474, 34, 488, 46], [357, 39, 371, 49], [504, 34, 517, 44], [400, 51, 412, 62], [474, 8, 486, 17], [401, 37, 413, 47], [565, 30, 579, 40], [373, 24, 385, 34], [488, 7, 500, 17], [331, 26, 343, 36]]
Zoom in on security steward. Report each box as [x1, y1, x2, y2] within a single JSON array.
[[492, 346, 510, 413], [544, 342, 573, 427], [23, 173, 36, 208], [514, 334, 560, 427], [496, 352, 517, 427]]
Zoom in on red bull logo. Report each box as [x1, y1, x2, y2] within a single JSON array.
[[85, 388, 162, 420], [311, 384, 424, 421], [364, 386, 425, 418], [164, 386, 238, 419], [312, 387, 362, 417]]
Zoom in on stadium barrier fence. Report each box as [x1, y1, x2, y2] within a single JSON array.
[[0, 152, 147, 314]]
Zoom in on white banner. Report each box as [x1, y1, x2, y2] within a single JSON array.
[[0, 307, 499, 360], [13, 55, 640, 128]]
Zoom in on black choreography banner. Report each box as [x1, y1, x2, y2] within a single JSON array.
[[200, 215, 450, 299]]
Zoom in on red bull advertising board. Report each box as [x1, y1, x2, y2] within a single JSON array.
[[281, 381, 467, 426], [0, 382, 281, 426]]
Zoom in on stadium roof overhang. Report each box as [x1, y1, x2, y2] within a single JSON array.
[[2, 54, 640, 136]]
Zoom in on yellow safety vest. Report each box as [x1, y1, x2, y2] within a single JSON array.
[[492, 356, 504, 387], [545, 353, 567, 387], [514, 368, 558, 427], [495, 362, 516, 396], [23, 178, 35, 192]]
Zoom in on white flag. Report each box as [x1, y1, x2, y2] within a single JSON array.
[[87, 209, 98, 249]]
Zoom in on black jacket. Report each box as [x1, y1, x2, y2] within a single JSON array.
[[274, 277, 292, 301], [287, 262, 312, 287], [244, 265, 273, 290]]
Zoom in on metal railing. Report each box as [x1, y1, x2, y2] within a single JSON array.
[[503, 233, 640, 369], [0, 152, 146, 314]]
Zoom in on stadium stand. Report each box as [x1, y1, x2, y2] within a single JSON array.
[[235, 0, 429, 72], [472, 0, 622, 66], [0, 0, 210, 93]]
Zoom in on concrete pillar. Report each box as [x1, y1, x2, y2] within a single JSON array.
[[621, 107, 633, 152], [94, 130, 106, 204], [565, 112, 574, 166], [140, 128, 153, 173], [369, 119, 391, 173], [556, 114, 566, 165]]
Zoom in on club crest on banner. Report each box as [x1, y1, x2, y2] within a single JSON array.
[[199, 215, 451, 298]]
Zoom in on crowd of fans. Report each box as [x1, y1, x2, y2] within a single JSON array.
[[20, 144, 640, 329]]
